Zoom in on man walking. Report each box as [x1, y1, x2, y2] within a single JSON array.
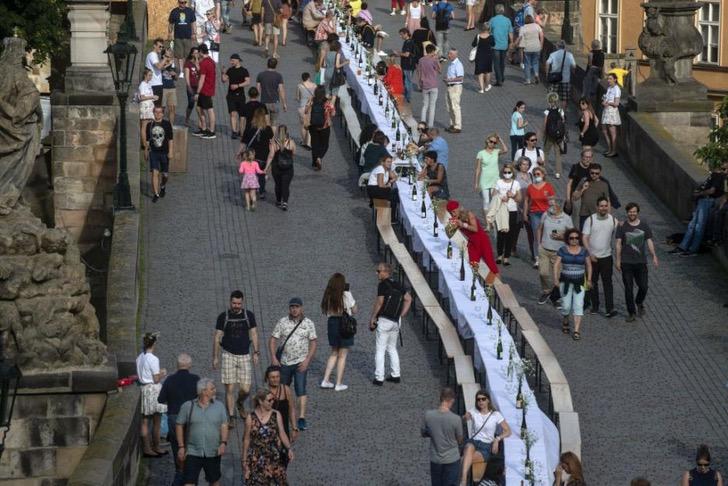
[[194, 44, 217, 139], [489, 4, 513, 87], [269, 297, 317, 431], [158, 353, 199, 486], [571, 162, 610, 229], [261, 0, 283, 59], [175, 378, 228, 486], [444, 49, 463, 134], [418, 44, 441, 128], [212, 290, 259, 425], [369, 262, 412, 386], [143, 106, 174, 203], [545, 40, 576, 112], [616, 202, 659, 322], [431, 0, 454, 62], [582, 197, 618, 317], [395, 28, 415, 103], [221, 53, 250, 139], [256, 57, 287, 129], [168, 0, 196, 76], [422, 387, 463, 486]]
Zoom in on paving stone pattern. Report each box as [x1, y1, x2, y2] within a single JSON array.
[[139, 4, 728, 486]]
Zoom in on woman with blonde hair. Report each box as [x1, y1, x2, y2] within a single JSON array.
[[266, 124, 297, 210], [243, 388, 293, 484], [241, 107, 274, 197], [554, 451, 586, 485], [320, 273, 358, 391], [474, 132, 508, 220], [138, 68, 157, 141]]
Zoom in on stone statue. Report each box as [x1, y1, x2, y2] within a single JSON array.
[[0, 36, 107, 370], [0, 37, 43, 215]]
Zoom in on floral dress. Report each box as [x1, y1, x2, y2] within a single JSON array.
[[246, 411, 287, 486]]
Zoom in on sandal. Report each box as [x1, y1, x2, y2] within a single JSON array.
[[572, 331, 581, 341], [561, 318, 570, 334]]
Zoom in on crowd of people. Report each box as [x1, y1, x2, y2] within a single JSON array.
[[133, 0, 728, 484]]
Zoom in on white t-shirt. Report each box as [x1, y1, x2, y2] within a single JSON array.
[[469, 409, 504, 443], [138, 80, 154, 98], [145, 51, 163, 86], [136, 352, 161, 384], [605, 84, 621, 104], [195, 0, 217, 24], [583, 213, 617, 258], [495, 178, 519, 212], [514, 146, 542, 174], [368, 165, 390, 186]]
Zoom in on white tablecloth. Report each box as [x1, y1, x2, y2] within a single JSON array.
[[339, 32, 560, 485]]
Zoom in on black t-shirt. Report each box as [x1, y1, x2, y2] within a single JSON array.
[[216, 309, 257, 355], [401, 38, 415, 71], [567, 162, 590, 197], [146, 120, 174, 153], [256, 70, 284, 103], [169, 7, 195, 39], [244, 126, 274, 162], [698, 171, 726, 199], [360, 24, 376, 48], [242, 100, 268, 128], [377, 278, 407, 320], [226, 66, 250, 97]]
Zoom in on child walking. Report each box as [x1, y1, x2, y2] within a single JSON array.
[[239, 150, 266, 211]]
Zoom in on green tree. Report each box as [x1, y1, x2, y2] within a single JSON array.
[[0, 0, 68, 65], [694, 96, 728, 170]]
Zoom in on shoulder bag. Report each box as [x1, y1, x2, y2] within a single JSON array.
[[547, 49, 567, 84], [275, 318, 305, 362], [275, 139, 294, 169], [330, 55, 347, 88], [338, 296, 357, 339], [268, 0, 284, 28]]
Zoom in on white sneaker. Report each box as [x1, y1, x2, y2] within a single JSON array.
[[390, 10, 396, 15], [334, 384, 348, 391], [485, 84, 492, 92], [400, 9, 406, 14], [320, 380, 335, 389], [179, 72, 184, 79]]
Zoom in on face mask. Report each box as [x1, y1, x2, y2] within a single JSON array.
[[503, 173, 513, 179], [534, 176, 543, 183]]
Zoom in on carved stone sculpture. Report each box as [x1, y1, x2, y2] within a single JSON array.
[[0, 37, 43, 214]]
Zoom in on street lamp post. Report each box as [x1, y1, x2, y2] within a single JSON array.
[[0, 333, 22, 460], [104, 29, 138, 211], [561, 0, 573, 44]]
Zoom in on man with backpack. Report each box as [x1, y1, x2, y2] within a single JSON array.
[[542, 91, 566, 179], [513, 131, 544, 173], [212, 290, 260, 426], [369, 262, 412, 386], [431, 0, 454, 62], [545, 40, 575, 111]]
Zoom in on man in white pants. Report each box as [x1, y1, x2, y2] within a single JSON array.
[[369, 262, 412, 386]]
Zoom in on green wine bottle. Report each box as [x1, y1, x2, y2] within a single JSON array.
[[420, 198, 426, 219], [496, 335, 503, 360], [446, 241, 453, 259]]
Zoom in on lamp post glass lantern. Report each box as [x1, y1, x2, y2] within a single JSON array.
[[105, 35, 138, 210]]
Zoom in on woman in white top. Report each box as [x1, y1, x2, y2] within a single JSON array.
[[320, 273, 359, 391], [493, 163, 522, 266], [367, 154, 399, 212], [459, 390, 512, 486], [138, 68, 157, 141], [601, 73, 621, 158], [135, 332, 168, 457], [405, 0, 424, 35], [295, 72, 317, 149]]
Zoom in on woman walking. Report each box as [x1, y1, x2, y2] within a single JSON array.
[[601, 73, 621, 157], [411, 18, 436, 65], [474, 133, 508, 221], [266, 125, 296, 210], [324, 40, 349, 105], [518, 15, 543, 84], [405, 0, 425, 35], [553, 228, 592, 340], [264, 366, 298, 445], [680, 445, 723, 486], [510, 101, 528, 161], [578, 97, 600, 148], [512, 156, 534, 260], [535, 198, 571, 304], [138, 68, 157, 141], [320, 273, 358, 391], [136, 332, 168, 457], [471, 23, 495, 93], [464, 0, 476, 31], [459, 390, 512, 486], [242, 388, 294, 485], [242, 107, 274, 198], [305, 86, 335, 170], [554, 451, 587, 486], [523, 166, 556, 267], [492, 163, 521, 266], [295, 73, 316, 149]]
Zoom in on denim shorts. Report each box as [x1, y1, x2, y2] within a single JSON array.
[[280, 362, 308, 396], [466, 439, 493, 461]]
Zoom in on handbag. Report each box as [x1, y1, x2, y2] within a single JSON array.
[[330, 55, 347, 88], [275, 318, 305, 362], [268, 0, 283, 27], [468, 46, 477, 62], [547, 49, 567, 84], [339, 309, 357, 339]]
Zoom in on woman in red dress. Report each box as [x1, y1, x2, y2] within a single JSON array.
[[446, 200, 499, 277]]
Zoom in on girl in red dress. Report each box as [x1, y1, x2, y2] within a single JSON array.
[[446, 200, 499, 277]]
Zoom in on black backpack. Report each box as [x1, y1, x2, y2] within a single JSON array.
[[435, 3, 450, 31], [309, 101, 325, 128], [378, 279, 405, 321], [545, 107, 565, 141]]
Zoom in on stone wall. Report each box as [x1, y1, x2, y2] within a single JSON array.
[[51, 94, 117, 251]]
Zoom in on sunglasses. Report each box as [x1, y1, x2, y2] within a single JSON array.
[[528, 138, 537, 142], [476, 397, 487, 401], [568, 237, 580, 241], [266, 397, 275, 403], [503, 171, 512, 175], [488, 140, 497, 144]]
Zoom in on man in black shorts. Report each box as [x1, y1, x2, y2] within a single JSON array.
[[144, 106, 174, 202], [221, 54, 250, 140]]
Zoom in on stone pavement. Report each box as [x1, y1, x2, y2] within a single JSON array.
[[136, 4, 728, 486]]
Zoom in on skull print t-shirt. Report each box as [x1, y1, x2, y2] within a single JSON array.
[[146, 120, 174, 153]]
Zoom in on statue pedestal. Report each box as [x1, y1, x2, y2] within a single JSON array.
[[628, 78, 713, 112]]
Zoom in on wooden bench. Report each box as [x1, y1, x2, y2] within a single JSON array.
[[454, 354, 476, 385], [557, 411, 582, 459], [493, 281, 519, 315], [509, 306, 540, 333], [373, 198, 390, 208]]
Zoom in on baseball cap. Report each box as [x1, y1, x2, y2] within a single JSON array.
[[230, 53, 241, 61], [289, 297, 303, 306]]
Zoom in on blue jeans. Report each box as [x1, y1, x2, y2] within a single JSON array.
[[430, 460, 460, 486], [403, 69, 414, 103], [167, 414, 184, 486], [679, 197, 715, 253], [523, 51, 540, 82], [280, 363, 308, 396], [529, 211, 544, 258], [493, 49, 507, 85], [221, 0, 232, 25]]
